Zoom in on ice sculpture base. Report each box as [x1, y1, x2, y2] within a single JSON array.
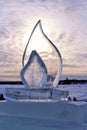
[[4, 87, 69, 101]]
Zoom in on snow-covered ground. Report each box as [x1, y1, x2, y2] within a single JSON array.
[[0, 84, 87, 130], [58, 84, 87, 101]]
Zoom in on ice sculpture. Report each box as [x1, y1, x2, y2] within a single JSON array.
[[21, 50, 47, 88], [4, 20, 69, 101], [21, 20, 63, 88]]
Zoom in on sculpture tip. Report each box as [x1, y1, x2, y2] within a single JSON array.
[[38, 19, 41, 23]]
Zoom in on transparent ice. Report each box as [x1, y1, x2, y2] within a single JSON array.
[[21, 50, 47, 88], [21, 20, 63, 88], [4, 20, 67, 101]]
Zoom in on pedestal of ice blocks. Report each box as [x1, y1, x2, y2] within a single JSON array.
[[4, 87, 69, 101]]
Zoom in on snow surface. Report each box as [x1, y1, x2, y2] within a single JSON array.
[[58, 84, 87, 101], [0, 84, 87, 130]]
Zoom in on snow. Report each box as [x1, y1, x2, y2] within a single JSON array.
[[58, 84, 87, 101], [0, 84, 87, 130]]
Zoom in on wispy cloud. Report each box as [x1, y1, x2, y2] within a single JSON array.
[[63, 64, 80, 68], [0, 0, 87, 80]]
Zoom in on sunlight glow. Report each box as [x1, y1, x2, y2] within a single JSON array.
[[23, 24, 52, 53]]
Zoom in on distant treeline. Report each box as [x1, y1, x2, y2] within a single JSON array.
[[0, 78, 87, 85], [0, 81, 23, 85], [59, 78, 87, 85]]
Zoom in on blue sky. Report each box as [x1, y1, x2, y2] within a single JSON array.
[[0, 0, 87, 81]]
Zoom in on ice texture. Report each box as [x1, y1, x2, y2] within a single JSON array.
[[22, 20, 63, 87], [20, 50, 47, 88], [4, 88, 69, 101]]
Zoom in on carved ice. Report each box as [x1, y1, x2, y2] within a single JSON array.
[[21, 20, 63, 88], [20, 50, 47, 88], [4, 20, 69, 101]]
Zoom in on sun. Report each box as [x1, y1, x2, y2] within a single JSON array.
[[22, 23, 52, 53]]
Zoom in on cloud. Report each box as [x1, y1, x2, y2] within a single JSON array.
[[0, 75, 20, 81], [0, 0, 87, 80], [57, 33, 65, 42], [63, 64, 80, 68], [79, 54, 87, 58]]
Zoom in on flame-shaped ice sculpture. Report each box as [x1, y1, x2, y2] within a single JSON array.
[[4, 20, 69, 102], [21, 20, 63, 88]]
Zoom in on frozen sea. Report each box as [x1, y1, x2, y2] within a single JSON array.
[[0, 84, 87, 130]]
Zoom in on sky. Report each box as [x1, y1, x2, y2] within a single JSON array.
[[0, 0, 87, 81]]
